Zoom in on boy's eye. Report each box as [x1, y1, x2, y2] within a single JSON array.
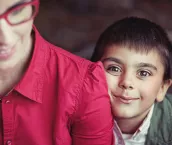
[[106, 66, 122, 76], [107, 66, 121, 72], [137, 70, 151, 78]]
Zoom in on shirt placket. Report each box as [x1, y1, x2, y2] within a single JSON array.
[[2, 97, 14, 145], [113, 121, 125, 145]]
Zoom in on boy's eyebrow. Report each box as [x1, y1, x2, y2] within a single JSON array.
[[135, 63, 157, 71], [102, 57, 123, 64], [102, 58, 158, 71]]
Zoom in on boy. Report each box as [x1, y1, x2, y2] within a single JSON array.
[[91, 17, 172, 145]]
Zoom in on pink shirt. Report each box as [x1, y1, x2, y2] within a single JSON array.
[[0, 26, 114, 145]]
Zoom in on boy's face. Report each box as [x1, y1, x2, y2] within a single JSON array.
[[101, 45, 171, 120], [0, 0, 35, 69]]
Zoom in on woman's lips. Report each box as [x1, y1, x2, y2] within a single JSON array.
[[0, 44, 16, 60]]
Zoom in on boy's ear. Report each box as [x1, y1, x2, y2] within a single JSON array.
[[156, 79, 172, 102]]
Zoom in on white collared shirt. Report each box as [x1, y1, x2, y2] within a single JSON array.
[[113, 105, 154, 145]]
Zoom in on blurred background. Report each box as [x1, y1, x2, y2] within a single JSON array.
[[35, 0, 172, 93]]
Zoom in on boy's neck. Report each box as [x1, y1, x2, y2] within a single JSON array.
[[116, 107, 151, 134]]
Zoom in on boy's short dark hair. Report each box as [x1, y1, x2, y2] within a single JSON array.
[[91, 17, 172, 80]]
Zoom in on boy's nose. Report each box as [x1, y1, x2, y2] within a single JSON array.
[[118, 73, 134, 90]]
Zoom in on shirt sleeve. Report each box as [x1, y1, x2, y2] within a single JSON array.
[[71, 61, 114, 145]]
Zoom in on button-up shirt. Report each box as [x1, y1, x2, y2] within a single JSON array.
[[0, 26, 113, 145]]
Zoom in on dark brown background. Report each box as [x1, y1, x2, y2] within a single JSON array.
[[35, 0, 172, 93]]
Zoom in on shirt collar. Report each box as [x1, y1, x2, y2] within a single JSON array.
[[114, 104, 154, 144], [136, 104, 154, 135], [123, 104, 154, 140], [15, 25, 47, 103]]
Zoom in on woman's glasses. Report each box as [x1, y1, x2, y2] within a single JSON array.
[[0, 0, 39, 26]]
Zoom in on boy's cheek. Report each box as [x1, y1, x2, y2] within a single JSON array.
[[105, 72, 119, 102], [108, 89, 114, 102], [105, 73, 116, 86]]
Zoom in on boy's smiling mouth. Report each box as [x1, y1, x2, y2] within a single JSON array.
[[112, 94, 140, 104]]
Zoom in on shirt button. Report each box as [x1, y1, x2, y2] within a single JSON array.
[[6, 140, 12, 145], [5, 100, 10, 104]]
